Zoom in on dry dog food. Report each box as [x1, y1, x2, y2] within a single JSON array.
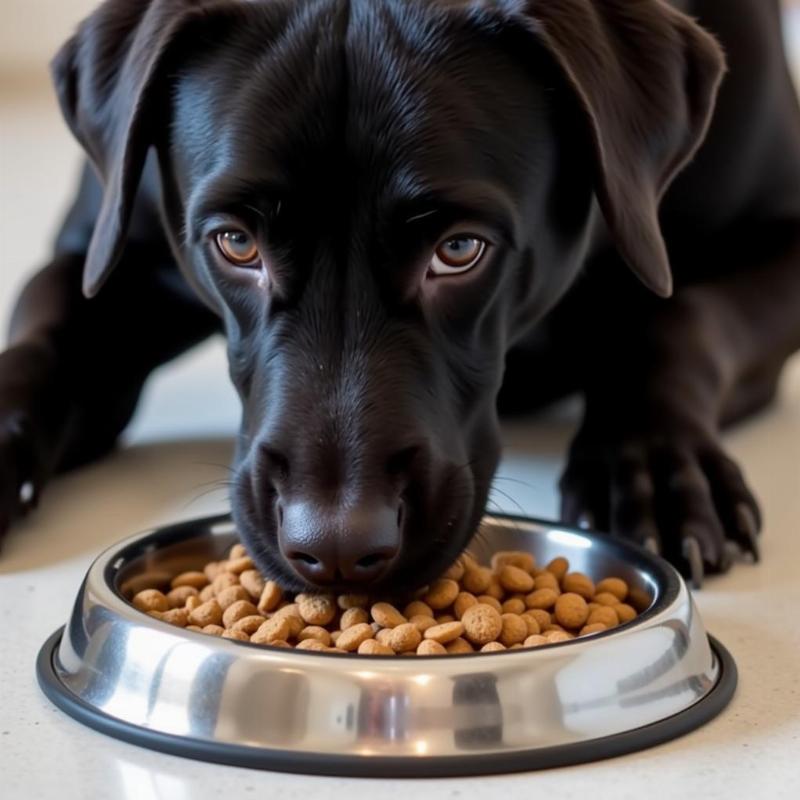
[[131, 545, 641, 656]]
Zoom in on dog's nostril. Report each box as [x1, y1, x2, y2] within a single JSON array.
[[276, 501, 284, 527], [396, 501, 405, 529], [385, 446, 420, 477], [291, 551, 320, 567], [355, 552, 385, 570]]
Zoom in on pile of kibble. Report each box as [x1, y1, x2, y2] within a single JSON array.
[[130, 544, 640, 655]]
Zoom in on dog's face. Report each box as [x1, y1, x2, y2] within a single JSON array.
[[164, 4, 593, 592], [53, 0, 723, 592]]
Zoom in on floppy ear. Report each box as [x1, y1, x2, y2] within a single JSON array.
[[51, 0, 203, 297], [519, 0, 725, 296]]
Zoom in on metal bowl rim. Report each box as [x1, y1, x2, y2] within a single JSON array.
[[91, 512, 683, 661]]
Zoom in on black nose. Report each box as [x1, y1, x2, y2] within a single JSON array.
[[279, 501, 402, 585]]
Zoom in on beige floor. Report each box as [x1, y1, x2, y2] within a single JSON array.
[[1, 11, 800, 800]]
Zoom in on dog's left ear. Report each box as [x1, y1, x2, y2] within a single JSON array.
[[51, 0, 204, 298], [518, 0, 725, 297]]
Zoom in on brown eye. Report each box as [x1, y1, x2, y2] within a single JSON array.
[[216, 230, 260, 267], [430, 236, 486, 275]]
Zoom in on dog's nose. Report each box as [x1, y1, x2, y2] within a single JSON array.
[[278, 501, 402, 585]]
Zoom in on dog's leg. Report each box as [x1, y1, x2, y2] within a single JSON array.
[[0, 248, 218, 542], [559, 221, 800, 585]]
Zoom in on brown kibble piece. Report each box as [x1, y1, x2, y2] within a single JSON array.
[[371, 602, 407, 628], [170, 571, 209, 590], [203, 561, 221, 581], [520, 612, 542, 637], [409, 614, 437, 633], [524, 634, 549, 647], [593, 592, 621, 607], [231, 615, 267, 635], [229, 543, 248, 560], [295, 639, 329, 652], [491, 550, 536, 574], [212, 572, 239, 595], [453, 592, 478, 619], [417, 639, 448, 655], [388, 623, 423, 653], [185, 595, 202, 612], [498, 564, 534, 593], [166, 585, 198, 609], [222, 599, 258, 628], [596, 577, 628, 602], [203, 624, 225, 636], [445, 637, 474, 654], [476, 595, 502, 613], [525, 588, 559, 610], [358, 639, 395, 655], [545, 557, 569, 581], [441, 559, 465, 582], [461, 566, 492, 594], [216, 585, 251, 611], [199, 584, 216, 602], [298, 626, 333, 646], [614, 603, 637, 624], [226, 555, 255, 574], [461, 603, 503, 646], [499, 613, 528, 647], [587, 606, 620, 628], [222, 629, 250, 641], [297, 593, 337, 626], [341, 607, 369, 629], [424, 579, 460, 610], [534, 572, 560, 592], [337, 594, 369, 610], [132, 589, 169, 613], [160, 608, 189, 627], [544, 630, 573, 643], [257, 581, 283, 614], [525, 608, 551, 628], [251, 616, 291, 644], [404, 600, 433, 618], [481, 641, 507, 652], [188, 599, 223, 627], [562, 572, 595, 600], [337, 623, 376, 652], [554, 593, 589, 630], [239, 570, 265, 600], [424, 621, 465, 644], [579, 622, 608, 636], [502, 597, 526, 615]]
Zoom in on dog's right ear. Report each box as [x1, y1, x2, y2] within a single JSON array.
[[51, 0, 202, 298]]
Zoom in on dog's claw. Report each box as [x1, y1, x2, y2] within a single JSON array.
[[643, 536, 660, 555], [735, 503, 760, 563], [576, 511, 595, 531], [682, 535, 704, 589], [19, 481, 35, 507]]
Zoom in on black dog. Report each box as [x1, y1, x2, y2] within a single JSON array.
[[2, 0, 799, 591]]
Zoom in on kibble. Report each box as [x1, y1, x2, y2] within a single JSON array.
[[130, 541, 641, 655]]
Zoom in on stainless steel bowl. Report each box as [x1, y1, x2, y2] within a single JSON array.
[[37, 513, 736, 777]]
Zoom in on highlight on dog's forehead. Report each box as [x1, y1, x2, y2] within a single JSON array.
[[175, 0, 536, 181]]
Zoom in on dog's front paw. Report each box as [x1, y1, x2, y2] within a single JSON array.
[[559, 426, 761, 587], [0, 410, 43, 543]]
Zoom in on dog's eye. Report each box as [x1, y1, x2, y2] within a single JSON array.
[[430, 236, 486, 275], [216, 230, 260, 267]]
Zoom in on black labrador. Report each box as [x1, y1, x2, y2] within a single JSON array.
[[2, 0, 799, 591]]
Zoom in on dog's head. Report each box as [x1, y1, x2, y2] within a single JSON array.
[[53, 0, 723, 592]]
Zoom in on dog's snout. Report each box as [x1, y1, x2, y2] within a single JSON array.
[[278, 501, 402, 586]]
